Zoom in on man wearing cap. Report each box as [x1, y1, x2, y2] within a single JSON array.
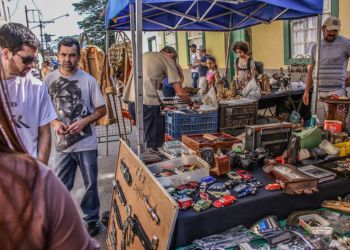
[[303, 16, 350, 122], [188, 44, 200, 88], [195, 45, 210, 94], [123, 46, 195, 149]]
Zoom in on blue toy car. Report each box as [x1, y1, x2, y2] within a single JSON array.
[[201, 176, 216, 185]]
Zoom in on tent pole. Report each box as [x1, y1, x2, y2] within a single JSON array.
[[136, 0, 144, 155], [130, 3, 144, 156], [314, 14, 322, 115]]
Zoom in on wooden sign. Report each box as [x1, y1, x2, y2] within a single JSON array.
[[106, 140, 178, 250]]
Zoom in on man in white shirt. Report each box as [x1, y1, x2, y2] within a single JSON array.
[[0, 23, 57, 164], [188, 44, 200, 88]]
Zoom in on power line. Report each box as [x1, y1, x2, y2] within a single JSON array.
[[31, 0, 40, 13]]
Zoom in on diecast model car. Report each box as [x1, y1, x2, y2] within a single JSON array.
[[265, 183, 282, 191], [235, 185, 257, 198], [226, 171, 243, 181], [201, 176, 216, 185], [207, 183, 231, 198], [213, 195, 237, 208], [178, 197, 193, 209], [224, 179, 241, 189], [200, 182, 208, 193], [236, 169, 252, 181], [193, 199, 212, 212]]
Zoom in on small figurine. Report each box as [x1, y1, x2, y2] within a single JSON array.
[[193, 199, 212, 212], [213, 195, 237, 208], [178, 197, 193, 209]]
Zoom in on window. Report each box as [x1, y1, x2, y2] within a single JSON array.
[[186, 31, 205, 63], [291, 17, 317, 58], [187, 31, 204, 48], [148, 36, 157, 52], [284, 0, 333, 64], [164, 31, 177, 50]]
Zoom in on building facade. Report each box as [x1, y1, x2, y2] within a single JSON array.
[[157, 0, 350, 87], [0, 0, 11, 26]]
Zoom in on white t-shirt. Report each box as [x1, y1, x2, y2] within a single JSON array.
[[45, 69, 105, 152], [191, 52, 200, 73], [5, 73, 57, 157]]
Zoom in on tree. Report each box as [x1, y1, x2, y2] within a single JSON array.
[[72, 0, 107, 49]]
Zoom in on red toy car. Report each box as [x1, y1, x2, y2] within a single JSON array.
[[236, 169, 252, 181], [213, 195, 237, 208], [178, 197, 193, 209], [265, 183, 282, 191]]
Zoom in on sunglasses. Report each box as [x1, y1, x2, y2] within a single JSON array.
[[15, 54, 36, 65]]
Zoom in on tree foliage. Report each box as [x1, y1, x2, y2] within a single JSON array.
[[72, 0, 107, 49]]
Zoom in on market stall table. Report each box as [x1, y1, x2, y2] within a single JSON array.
[[258, 89, 311, 119], [171, 166, 350, 248]]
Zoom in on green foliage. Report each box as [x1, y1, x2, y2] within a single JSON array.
[[72, 0, 107, 49]]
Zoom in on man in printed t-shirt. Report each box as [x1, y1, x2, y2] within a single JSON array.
[[0, 23, 57, 164], [45, 38, 106, 237]]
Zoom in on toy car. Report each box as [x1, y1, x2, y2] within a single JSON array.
[[193, 199, 212, 212], [236, 169, 252, 181], [213, 195, 237, 208], [224, 179, 241, 189], [226, 171, 243, 181], [178, 197, 193, 209], [187, 181, 199, 189], [166, 187, 176, 195], [199, 191, 210, 201], [201, 176, 216, 185], [265, 183, 282, 191], [248, 178, 262, 188], [200, 182, 208, 193], [237, 186, 257, 198], [207, 183, 231, 198]]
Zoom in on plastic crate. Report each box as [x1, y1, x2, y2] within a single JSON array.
[[219, 102, 258, 130], [165, 110, 218, 140]]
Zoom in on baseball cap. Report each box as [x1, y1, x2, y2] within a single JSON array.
[[198, 45, 206, 51], [323, 16, 341, 31], [189, 44, 196, 48]]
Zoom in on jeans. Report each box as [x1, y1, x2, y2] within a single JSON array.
[[54, 150, 100, 223], [128, 102, 164, 149], [191, 72, 199, 88]]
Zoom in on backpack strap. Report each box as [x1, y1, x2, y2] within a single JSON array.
[[236, 57, 252, 71]]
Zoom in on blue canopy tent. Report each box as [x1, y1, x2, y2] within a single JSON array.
[[105, 0, 324, 156]]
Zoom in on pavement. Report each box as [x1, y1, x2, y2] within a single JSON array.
[[48, 128, 137, 250]]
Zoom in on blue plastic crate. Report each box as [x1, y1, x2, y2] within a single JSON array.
[[165, 110, 218, 140]]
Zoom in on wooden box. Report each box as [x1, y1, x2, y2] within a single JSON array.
[[182, 133, 241, 155]]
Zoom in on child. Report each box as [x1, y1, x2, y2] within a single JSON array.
[[206, 56, 220, 89]]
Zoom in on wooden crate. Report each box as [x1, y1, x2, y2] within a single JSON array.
[[181, 133, 241, 154], [106, 140, 178, 250]]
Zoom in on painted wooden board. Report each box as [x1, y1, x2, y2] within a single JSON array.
[[106, 140, 179, 250]]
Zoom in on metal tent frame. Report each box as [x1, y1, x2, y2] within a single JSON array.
[[105, 0, 324, 156]]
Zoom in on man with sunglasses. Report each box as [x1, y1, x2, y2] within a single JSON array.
[[303, 17, 350, 122], [0, 23, 57, 164]]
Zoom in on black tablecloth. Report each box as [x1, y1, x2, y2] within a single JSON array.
[[171, 167, 350, 248]]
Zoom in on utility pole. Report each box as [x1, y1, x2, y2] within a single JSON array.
[[25, 6, 69, 56], [25, 6, 29, 28]]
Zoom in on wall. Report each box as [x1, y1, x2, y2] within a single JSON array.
[[251, 21, 285, 70]]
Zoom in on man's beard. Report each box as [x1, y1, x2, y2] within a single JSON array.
[[325, 35, 336, 42], [9, 58, 29, 77]]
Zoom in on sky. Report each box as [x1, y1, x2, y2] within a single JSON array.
[[9, 0, 84, 40]]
